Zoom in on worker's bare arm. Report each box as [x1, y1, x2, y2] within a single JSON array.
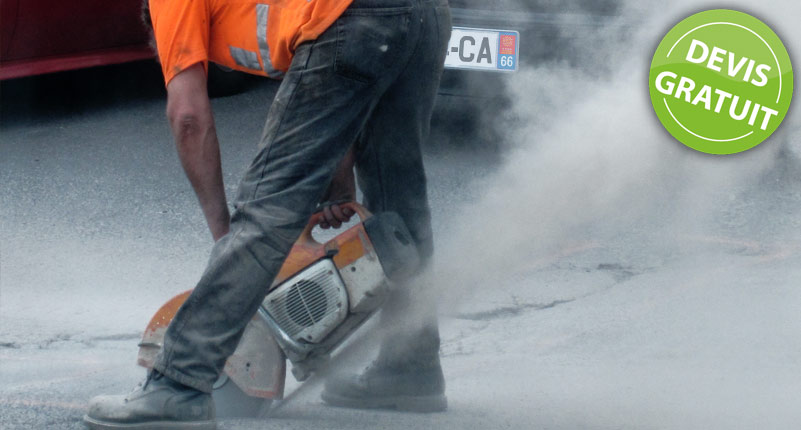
[[166, 63, 230, 241]]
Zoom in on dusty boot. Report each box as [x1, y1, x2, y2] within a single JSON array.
[[323, 277, 447, 412], [321, 356, 447, 412], [83, 371, 215, 430]]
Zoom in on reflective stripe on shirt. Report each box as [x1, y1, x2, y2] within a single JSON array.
[[256, 4, 285, 78], [229, 46, 262, 70]]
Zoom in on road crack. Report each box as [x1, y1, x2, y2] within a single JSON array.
[[454, 299, 575, 321]]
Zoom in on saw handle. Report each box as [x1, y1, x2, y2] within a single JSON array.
[[298, 201, 371, 245]]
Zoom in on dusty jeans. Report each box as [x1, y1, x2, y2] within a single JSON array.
[[154, 0, 452, 393]]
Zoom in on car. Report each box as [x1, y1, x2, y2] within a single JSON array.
[[433, 0, 624, 146], [0, 0, 152, 80]]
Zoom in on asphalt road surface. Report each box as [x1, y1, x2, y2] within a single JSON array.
[[2, 57, 801, 430]]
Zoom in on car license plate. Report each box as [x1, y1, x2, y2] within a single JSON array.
[[444, 27, 520, 72]]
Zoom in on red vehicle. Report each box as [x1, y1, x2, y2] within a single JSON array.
[[0, 0, 153, 80]]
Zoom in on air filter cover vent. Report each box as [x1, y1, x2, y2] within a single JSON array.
[[263, 259, 348, 344]]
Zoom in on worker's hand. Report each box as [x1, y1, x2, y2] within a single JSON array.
[[318, 200, 355, 229], [319, 147, 357, 229]]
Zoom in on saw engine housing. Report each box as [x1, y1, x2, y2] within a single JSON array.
[[260, 208, 420, 380]]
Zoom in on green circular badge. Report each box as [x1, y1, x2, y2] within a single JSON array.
[[649, 9, 793, 154]]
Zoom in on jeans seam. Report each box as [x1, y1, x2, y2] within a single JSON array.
[[372, 129, 388, 212], [248, 46, 312, 203], [433, 6, 448, 61]]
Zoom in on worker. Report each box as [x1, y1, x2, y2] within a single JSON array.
[[83, 0, 451, 428]]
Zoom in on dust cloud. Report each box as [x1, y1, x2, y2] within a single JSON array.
[[428, 0, 800, 303], [402, 2, 801, 427]]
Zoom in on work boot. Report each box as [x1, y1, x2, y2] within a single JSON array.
[[321, 358, 447, 412], [83, 370, 215, 430]]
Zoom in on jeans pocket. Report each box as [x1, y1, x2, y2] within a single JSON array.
[[335, 10, 411, 83]]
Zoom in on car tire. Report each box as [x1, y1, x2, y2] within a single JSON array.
[[212, 374, 273, 417]]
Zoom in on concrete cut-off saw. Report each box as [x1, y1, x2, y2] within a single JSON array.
[[137, 202, 420, 416]]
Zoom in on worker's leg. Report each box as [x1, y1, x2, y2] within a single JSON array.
[[322, 0, 452, 412], [355, 0, 451, 366], [360, 0, 451, 364]]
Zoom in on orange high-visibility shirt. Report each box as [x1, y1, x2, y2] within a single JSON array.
[[148, 0, 353, 85]]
